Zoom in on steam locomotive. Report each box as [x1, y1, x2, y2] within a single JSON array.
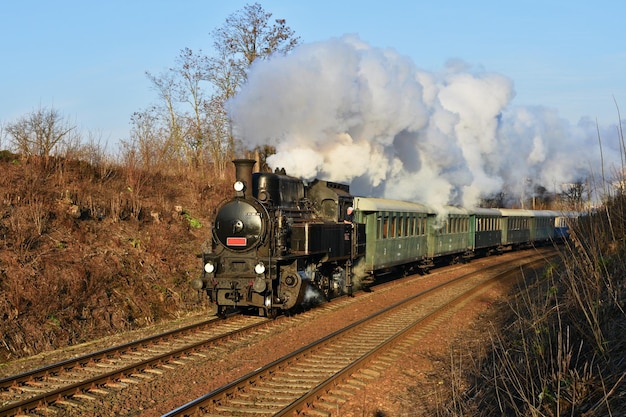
[[191, 159, 572, 317]]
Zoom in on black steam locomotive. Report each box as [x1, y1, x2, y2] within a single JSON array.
[[192, 159, 573, 317], [191, 159, 366, 317]]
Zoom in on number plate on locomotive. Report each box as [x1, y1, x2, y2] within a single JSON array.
[[227, 237, 247, 246]]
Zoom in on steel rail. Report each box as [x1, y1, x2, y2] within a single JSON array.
[[0, 316, 270, 417], [162, 251, 555, 416]]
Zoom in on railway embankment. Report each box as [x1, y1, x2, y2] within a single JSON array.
[[0, 153, 231, 363], [436, 197, 626, 416]]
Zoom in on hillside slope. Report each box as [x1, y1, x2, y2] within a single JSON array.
[[0, 154, 230, 361]]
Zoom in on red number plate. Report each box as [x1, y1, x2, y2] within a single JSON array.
[[227, 237, 247, 246]]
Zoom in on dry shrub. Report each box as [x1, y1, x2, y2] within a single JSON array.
[[437, 198, 626, 417], [0, 151, 231, 362]]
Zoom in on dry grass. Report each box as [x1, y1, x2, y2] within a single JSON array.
[[435, 202, 625, 416], [436, 177, 626, 413], [0, 148, 232, 361]]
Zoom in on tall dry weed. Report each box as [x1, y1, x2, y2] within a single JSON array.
[[438, 116, 626, 416]]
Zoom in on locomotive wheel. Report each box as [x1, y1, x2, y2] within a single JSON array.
[[319, 275, 332, 301], [267, 307, 279, 319]]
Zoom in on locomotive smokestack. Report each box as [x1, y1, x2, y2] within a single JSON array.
[[233, 159, 256, 192]]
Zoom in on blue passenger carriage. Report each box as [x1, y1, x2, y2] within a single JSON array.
[[554, 212, 577, 240]]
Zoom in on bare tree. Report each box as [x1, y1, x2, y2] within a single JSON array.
[[209, 2, 300, 166], [141, 3, 299, 177], [210, 2, 300, 96], [144, 70, 187, 166], [0, 121, 5, 150], [126, 109, 177, 171], [6, 107, 76, 165], [175, 48, 212, 168], [561, 179, 590, 211]]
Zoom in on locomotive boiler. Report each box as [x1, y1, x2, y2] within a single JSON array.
[[191, 159, 365, 317]]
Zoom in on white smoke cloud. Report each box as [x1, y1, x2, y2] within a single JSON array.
[[228, 34, 621, 207]]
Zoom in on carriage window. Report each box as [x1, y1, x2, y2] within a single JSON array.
[[383, 216, 389, 239], [394, 215, 399, 237]]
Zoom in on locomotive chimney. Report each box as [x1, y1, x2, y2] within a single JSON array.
[[233, 159, 256, 193]]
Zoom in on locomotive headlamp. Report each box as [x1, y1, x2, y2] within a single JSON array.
[[254, 262, 266, 275], [233, 181, 245, 192], [204, 262, 215, 274]]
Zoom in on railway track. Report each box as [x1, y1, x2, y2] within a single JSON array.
[[0, 315, 270, 417], [163, 250, 554, 416], [0, 249, 555, 416]]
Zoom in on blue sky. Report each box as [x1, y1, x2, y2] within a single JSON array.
[[1, 0, 625, 148]]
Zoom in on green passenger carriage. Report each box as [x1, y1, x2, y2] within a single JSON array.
[[499, 209, 533, 247], [530, 210, 557, 242], [469, 208, 502, 253], [352, 197, 435, 273], [428, 206, 471, 260]]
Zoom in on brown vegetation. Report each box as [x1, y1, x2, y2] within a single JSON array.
[[440, 196, 626, 416], [0, 2, 301, 363], [0, 151, 232, 361]]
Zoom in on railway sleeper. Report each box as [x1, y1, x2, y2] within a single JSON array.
[[260, 380, 312, 389], [301, 409, 331, 417], [215, 404, 277, 413], [355, 368, 381, 379], [328, 387, 357, 398], [238, 391, 302, 404], [229, 395, 294, 406], [302, 363, 342, 371], [272, 375, 322, 384], [282, 369, 331, 377], [345, 378, 368, 388], [249, 385, 307, 395]]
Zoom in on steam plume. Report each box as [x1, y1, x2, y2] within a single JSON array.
[[228, 34, 620, 207]]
